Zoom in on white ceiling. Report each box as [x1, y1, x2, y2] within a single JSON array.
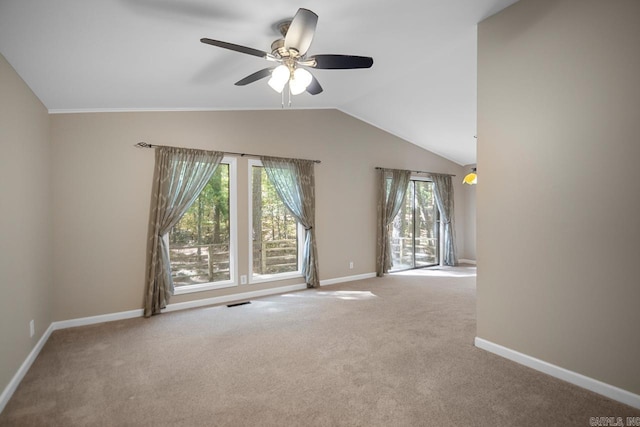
[[0, 0, 518, 165]]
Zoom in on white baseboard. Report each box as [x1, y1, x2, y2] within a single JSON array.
[[0, 323, 55, 413], [474, 337, 640, 410], [163, 283, 308, 312], [165, 272, 377, 312], [459, 259, 477, 265], [0, 271, 377, 414], [42, 272, 377, 327], [52, 309, 144, 330], [320, 272, 376, 286]]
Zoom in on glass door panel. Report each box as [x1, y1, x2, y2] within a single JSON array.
[[391, 182, 414, 271], [390, 179, 439, 271], [414, 181, 439, 267]]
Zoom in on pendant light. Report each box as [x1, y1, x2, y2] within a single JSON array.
[[463, 168, 477, 185]]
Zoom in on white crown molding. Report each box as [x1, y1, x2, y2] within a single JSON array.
[[47, 106, 336, 115]]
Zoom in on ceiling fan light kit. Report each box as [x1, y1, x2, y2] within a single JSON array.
[[290, 68, 313, 95], [200, 8, 373, 103], [268, 65, 289, 93]]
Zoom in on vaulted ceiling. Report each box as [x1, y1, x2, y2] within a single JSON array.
[[0, 0, 519, 165]]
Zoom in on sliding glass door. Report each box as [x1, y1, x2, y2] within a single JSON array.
[[390, 179, 439, 271]]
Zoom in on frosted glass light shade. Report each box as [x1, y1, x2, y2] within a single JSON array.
[[268, 65, 289, 93], [289, 68, 313, 95]]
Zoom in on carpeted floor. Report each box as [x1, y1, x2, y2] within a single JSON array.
[[1, 266, 638, 426]]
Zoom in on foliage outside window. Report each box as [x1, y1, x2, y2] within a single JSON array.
[[250, 162, 302, 282], [169, 162, 232, 289]]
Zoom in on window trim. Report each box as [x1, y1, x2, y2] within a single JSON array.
[[172, 156, 238, 295], [247, 159, 304, 284]]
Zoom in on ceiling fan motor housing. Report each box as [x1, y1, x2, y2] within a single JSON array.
[[276, 19, 292, 37], [271, 38, 300, 59]]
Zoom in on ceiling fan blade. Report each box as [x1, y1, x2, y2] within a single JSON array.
[[306, 75, 323, 95], [235, 68, 275, 86], [310, 54, 374, 69], [200, 38, 269, 59], [284, 8, 318, 56]]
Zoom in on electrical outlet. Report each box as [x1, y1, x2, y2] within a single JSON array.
[[29, 320, 35, 338], [240, 275, 247, 285], [349, 261, 354, 269]]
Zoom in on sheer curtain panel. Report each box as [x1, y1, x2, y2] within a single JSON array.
[[431, 174, 458, 266], [261, 156, 319, 288], [144, 147, 223, 317], [376, 168, 411, 276]]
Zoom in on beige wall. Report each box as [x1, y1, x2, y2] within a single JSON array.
[[0, 54, 53, 394], [477, 0, 640, 394], [50, 109, 467, 321]]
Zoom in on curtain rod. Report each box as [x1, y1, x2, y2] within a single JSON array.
[[375, 167, 455, 177], [135, 142, 321, 164]]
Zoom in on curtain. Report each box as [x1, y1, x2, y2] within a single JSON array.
[[431, 174, 458, 266], [376, 169, 411, 276], [261, 156, 319, 288], [144, 147, 223, 317]]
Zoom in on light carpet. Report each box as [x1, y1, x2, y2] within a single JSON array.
[[1, 266, 638, 426]]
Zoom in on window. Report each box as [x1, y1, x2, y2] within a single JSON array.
[[249, 160, 303, 283], [169, 158, 237, 294]]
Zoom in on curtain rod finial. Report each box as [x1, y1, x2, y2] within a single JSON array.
[[135, 142, 152, 148]]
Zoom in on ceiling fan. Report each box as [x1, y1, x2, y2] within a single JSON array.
[[200, 8, 374, 97]]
